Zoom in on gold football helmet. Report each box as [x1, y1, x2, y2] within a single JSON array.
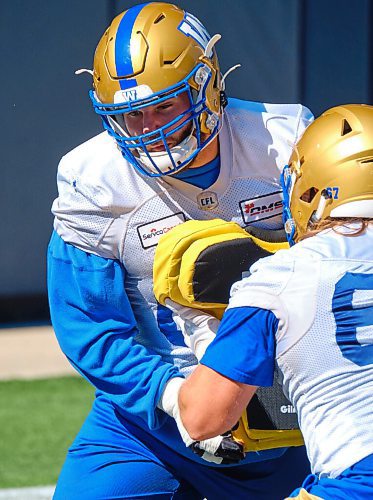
[[281, 104, 373, 244], [89, 2, 225, 177]]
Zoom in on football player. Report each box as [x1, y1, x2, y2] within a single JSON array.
[[177, 104, 373, 499], [48, 2, 313, 498]]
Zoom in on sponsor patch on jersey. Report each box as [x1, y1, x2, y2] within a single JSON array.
[[137, 212, 186, 249], [239, 191, 283, 224]]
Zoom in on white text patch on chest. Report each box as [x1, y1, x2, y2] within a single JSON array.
[[240, 191, 283, 224], [137, 212, 186, 249]]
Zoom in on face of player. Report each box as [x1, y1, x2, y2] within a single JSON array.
[[123, 92, 192, 152]]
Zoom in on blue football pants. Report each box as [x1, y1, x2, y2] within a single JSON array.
[[53, 395, 310, 500], [288, 453, 373, 500]]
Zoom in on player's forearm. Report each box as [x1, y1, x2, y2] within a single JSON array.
[[179, 364, 255, 440]]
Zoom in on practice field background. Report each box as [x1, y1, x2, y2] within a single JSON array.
[[0, 377, 94, 488], [0, 327, 92, 490], [1, 0, 373, 494], [2, 0, 373, 323]]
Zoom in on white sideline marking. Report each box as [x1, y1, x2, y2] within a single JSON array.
[[0, 485, 55, 499]]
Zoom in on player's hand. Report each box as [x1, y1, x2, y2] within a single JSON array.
[[189, 431, 245, 464], [158, 377, 245, 464], [165, 299, 219, 361]]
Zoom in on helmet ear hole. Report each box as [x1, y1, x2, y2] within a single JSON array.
[[359, 157, 373, 164], [154, 13, 165, 24], [300, 187, 319, 203], [341, 119, 353, 136]]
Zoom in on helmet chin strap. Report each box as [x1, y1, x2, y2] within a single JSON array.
[[310, 190, 332, 224], [108, 114, 200, 175], [137, 134, 198, 175]]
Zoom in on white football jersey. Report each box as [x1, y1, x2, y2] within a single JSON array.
[[228, 225, 373, 477], [52, 98, 312, 376]]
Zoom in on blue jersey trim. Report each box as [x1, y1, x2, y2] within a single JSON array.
[[173, 155, 220, 188], [201, 307, 278, 386], [333, 272, 373, 366]]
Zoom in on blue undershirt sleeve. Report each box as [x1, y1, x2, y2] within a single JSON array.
[[47, 230, 180, 429], [201, 306, 278, 386]]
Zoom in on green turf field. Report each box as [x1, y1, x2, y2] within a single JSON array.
[[0, 376, 94, 488]]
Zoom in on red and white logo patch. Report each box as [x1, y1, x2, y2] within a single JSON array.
[[137, 212, 186, 249], [239, 191, 283, 224]]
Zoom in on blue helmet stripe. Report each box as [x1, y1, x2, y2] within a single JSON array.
[[115, 3, 147, 89]]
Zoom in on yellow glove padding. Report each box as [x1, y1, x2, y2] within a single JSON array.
[[153, 218, 303, 452]]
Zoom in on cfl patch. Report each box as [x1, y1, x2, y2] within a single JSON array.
[[137, 212, 186, 249], [240, 191, 283, 224], [197, 191, 219, 210]]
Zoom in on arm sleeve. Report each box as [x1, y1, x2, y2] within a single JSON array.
[[200, 306, 278, 386], [47, 230, 181, 429]]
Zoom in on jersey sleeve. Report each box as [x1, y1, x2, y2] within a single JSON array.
[[201, 306, 278, 386], [47, 230, 180, 430], [201, 252, 295, 385]]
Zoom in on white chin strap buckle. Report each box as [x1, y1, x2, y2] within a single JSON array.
[[206, 114, 219, 131]]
